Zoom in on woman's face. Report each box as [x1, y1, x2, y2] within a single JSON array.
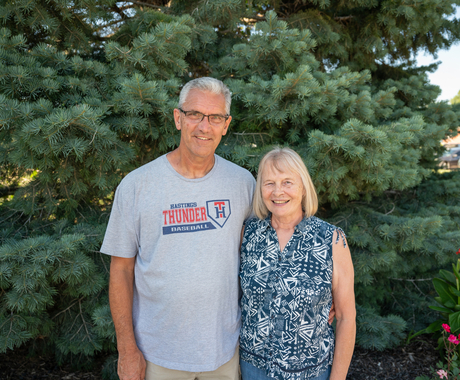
[[261, 163, 305, 222]]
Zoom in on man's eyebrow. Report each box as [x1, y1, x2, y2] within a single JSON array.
[[190, 110, 227, 116], [188, 109, 219, 113]]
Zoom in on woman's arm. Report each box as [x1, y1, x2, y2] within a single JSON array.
[[330, 230, 356, 380]]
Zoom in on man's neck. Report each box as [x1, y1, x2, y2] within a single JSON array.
[[166, 148, 216, 179]]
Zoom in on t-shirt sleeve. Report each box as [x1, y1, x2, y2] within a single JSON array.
[[244, 175, 257, 222], [100, 180, 139, 258]]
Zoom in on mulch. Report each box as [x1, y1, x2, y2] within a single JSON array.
[[0, 336, 439, 380], [346, 336, 439, 379]]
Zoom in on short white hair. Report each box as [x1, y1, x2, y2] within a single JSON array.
[[179, 77, 231, 115], [253, 147, 318, 220]]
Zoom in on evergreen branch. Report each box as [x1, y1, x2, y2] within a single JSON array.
[[78, 299, 95, 347], [359, 320, 405, 325], [98, 252, 109, 275], [390, 278, 431, 298], [89, 130, 97, 144], [69, 318, 84, 340], [232, 132, 271, 136], [30, 5, 48, 29], [2, 316, 16, 345], [389, 290, 405, 310], [409, 280, 426, 298], [52, 297, 84, 320], [124, 1, 167, 11], [331, 210, 354, 230], [283, 66, 310, 97], [0, 186, 19, 197], [390, 278, 432, 281], [59, 19, 84, 46], [3, 211, 26, 234], [335, 16, 353, 22], [384, 203, 396, 215], [232, 131, 271, 146]]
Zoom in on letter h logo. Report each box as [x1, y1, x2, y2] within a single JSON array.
[[206, 200, 231, 228]]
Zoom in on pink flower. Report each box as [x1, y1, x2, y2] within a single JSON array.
[[448, 334, 460, 344], [437, 369, 448, 379], [443, 324, 451, 333]]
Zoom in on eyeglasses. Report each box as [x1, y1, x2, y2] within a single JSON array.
[[178, 108, 229, 127]]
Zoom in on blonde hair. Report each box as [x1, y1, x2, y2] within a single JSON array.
[[253, 147, 318, 220]]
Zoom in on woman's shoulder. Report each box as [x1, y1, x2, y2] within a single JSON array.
[[243, 216, 271, 235], [305, 216, 347, 246], [244, 216, 267, 230], [301, 216, 344, 235], [301, 215, 336, 230]]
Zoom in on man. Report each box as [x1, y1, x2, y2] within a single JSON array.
[[100, 77, 256, 380]]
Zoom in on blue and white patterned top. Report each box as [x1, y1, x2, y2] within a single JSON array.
[[239, 214, 345, 380]]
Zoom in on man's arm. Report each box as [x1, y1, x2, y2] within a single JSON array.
[[109, 256, 146, 380]]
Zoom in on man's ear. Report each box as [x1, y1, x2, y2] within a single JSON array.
[[173, 108, 181, 131], [222, 116, 232, 136]]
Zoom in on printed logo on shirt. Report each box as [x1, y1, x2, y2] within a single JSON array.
[[162, 200, 231, 235], [206, 200, 231, 228]]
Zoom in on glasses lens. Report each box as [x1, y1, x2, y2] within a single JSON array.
[[209, 115, 225, 125], [187, 111, 204, 121]]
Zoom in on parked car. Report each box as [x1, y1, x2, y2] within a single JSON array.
[[439, 147, 460, 169]]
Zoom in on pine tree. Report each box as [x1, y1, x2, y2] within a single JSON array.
[[1, 0, 460, 374], [452, 90, 460, 104]]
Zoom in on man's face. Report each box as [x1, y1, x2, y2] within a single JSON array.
[[174, 89, 231, 161]]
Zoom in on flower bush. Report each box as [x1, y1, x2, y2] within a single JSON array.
[[416, 324, 460, 379], [414, 249, 460, 379], [411, 249, 460, 340]]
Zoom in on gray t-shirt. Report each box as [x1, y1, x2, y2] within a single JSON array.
[[100, 154, 255, 372]]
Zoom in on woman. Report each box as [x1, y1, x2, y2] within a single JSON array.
[[239, 147, 356, 380]]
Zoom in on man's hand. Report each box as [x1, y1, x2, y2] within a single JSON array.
[[328, 300, 336, 324], [118, 347, 147, 380]]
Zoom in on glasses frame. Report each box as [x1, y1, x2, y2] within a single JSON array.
[[178, 108, 230, 126]]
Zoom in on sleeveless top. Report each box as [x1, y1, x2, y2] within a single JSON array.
[[239, 214, 346, 380]]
